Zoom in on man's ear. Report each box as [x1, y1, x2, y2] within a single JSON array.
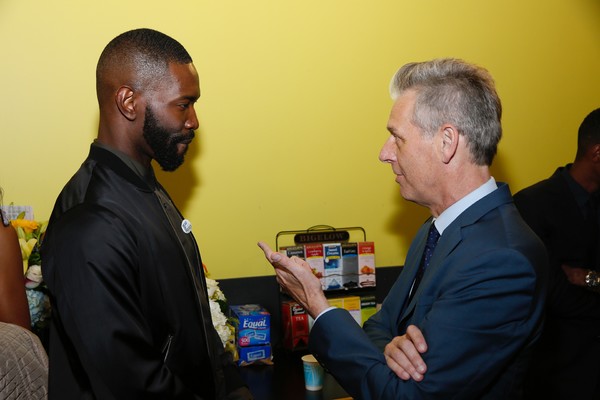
[[591, 144, 600, 162], [115, 86, 137, 121], [440, 125, 459, 164]]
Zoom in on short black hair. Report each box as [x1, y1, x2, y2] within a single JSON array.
[[576, 108, 600, 159], [96, 28, 192, 95]]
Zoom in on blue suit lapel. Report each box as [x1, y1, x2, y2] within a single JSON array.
[[393, 221, 430, 325], [398, 183, 514, 326]]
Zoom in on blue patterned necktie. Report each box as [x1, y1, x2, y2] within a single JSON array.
[[409, 222, 440, 302]]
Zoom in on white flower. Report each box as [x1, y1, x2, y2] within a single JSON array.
[[25, 265, 43, 289], [209, 300, 227, 325], [206, 278, 225, 301], [209, 298, 231, 346], [205, 276, 236, 352]]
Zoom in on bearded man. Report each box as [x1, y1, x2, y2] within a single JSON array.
[[42, 28, 253, 400]]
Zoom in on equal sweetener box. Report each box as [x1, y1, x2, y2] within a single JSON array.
[[237, 344, 273, 366], [230, 304, 271, 347]]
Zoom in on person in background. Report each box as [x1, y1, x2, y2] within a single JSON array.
[[42, 29, 252, 399], [258, 58, 547, 399], [0, 188, 31, 330], [514, 107, 600, 400], [0, 321, 49, 399]]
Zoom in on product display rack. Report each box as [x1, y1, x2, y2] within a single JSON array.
[[275, 225, 377, 352]]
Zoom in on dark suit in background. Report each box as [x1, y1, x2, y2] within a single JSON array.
[[514, 165, 600, 400]]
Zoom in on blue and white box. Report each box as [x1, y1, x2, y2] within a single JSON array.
[[230, 304, 271, 347], [323, 243, 343, 290], [237, 344, 272, 366]]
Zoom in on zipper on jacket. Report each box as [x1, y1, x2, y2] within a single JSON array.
[[161, 334, 173, 363]]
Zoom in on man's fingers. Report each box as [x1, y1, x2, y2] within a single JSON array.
[[384, 353, 412, 381], [406, 325, 428, 353], [385, 340, 424, 381], [257, 241, 281, 263], [257, 241, 273, 258], [384, 330, 428, 381]]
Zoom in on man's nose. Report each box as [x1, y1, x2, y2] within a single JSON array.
[[379, 136, 395, 163], [186, 106, 199, 131]]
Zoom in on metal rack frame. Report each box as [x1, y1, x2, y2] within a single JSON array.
[[275, 224, 366, 251]]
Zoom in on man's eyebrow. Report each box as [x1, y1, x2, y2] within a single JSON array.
[[179, 95, 199, 102]]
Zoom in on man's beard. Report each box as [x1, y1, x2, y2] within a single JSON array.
[[142, 106, 195, 171]]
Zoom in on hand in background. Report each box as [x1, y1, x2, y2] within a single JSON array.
[[257, 241, 330, 318], [560, 264, 588, 287], [384, 324, 428, 381]]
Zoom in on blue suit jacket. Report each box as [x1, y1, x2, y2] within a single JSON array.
[[309, 183, 548, 399]]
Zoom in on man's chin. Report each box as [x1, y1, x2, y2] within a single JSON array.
[[157, 156, 185, 172], [177, 142, 190, 154]]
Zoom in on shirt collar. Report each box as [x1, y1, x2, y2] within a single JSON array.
[[434, 177, 498, 235], [92, 140, 157, 189]]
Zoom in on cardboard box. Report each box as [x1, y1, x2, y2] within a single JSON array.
[[341, 242, 359, 289], [342, 296, 362, 325], [360, 295, 377, 326], [230, 304, 271, 347], [328, 296, 362, 325], [327, 297, 344, 309], [281, 300, 310, 351], [280, 245, 305, 259], [237, 344, 272, 366], [304, 243, 325, 289], [358, 242, 376, 288], [323, 243, 343, 290]]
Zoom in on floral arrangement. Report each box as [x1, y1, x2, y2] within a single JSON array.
[[11, 214, 51, 333], [204, 264, 238, 360]]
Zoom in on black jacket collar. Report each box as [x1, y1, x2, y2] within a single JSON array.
[[88, 144, 155, 193]]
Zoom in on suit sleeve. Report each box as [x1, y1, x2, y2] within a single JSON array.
[[45, 205, 203, 399], [311, 309, 420, 399], [309, 248, 543, 400]]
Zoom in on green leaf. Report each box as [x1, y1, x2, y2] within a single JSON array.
[[29, 252, 41, 265]]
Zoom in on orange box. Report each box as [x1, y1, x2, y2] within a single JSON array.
[[358, 242, 376, 288]]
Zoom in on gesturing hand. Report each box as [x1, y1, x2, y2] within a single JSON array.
[[257, 241, 330, 318]]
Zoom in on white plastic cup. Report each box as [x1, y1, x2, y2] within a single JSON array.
[[301, 354, 324, 391]]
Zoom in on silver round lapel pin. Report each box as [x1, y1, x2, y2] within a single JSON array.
[[181, 219, 192, 234]]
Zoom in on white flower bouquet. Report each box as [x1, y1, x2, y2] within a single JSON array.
[[204, 271, 238, 360]]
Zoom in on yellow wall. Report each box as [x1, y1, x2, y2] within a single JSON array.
[[1, 1, 598, 279]]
